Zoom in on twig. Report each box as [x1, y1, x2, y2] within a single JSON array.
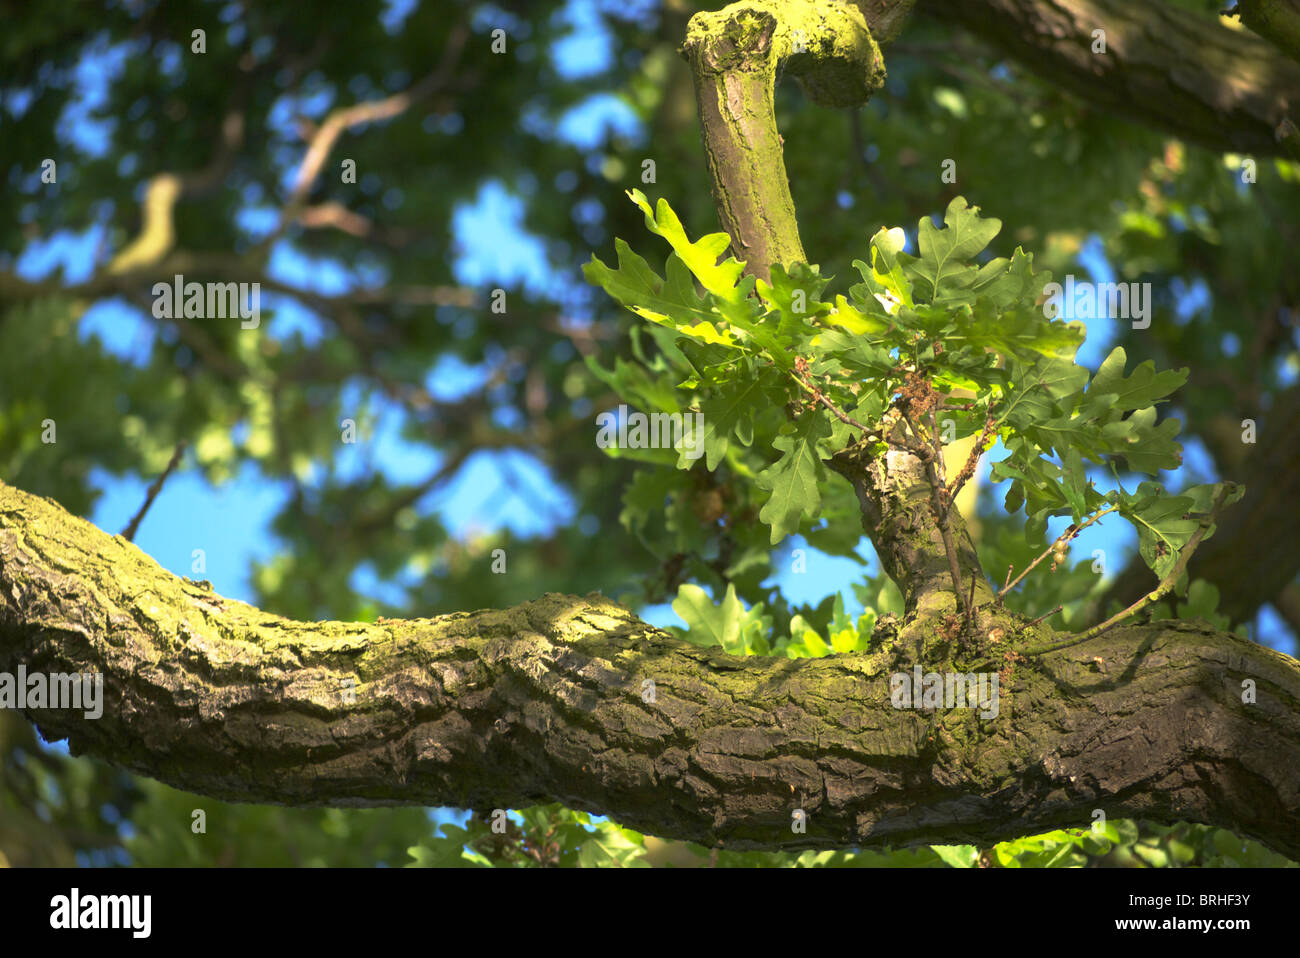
[[269, 23, 469, 242], [121, 441, 187, 542], [1028, 605, 1063, 626], [900, 410, 971, 622], [997, 504, 1119, 599], [947, 415, 997, 507], [1020, 487, 1235, 656], [789, 367, 878, 439]]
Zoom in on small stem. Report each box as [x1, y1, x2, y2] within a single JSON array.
[[789, 369, 877, 438], [947, 414, 997, 506], [1021, 488, 1233, 656], [121, 441, 187, 542], [998, 504, 1119, 599], [1029, 604, 1063, 626]]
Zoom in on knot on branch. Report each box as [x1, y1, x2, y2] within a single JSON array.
[[682, 0, 886, 108]]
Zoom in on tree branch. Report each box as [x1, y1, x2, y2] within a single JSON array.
[[680, 0, 887, 279], [1235, 0, 1300, 65], [930, 0, 1300, 158], [270, 23, 470, 242], [120, 441, 187, 542], [1, 479, 1297, 857]]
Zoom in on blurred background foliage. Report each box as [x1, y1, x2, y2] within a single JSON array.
[[0, 0, 1296, 865]]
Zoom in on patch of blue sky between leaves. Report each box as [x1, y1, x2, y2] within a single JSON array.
[[767, 534, 880, 617], [1277, 351, 1299, 387], [15, 227, 169, 366], [1170, 276, 1212, 326], [268, 241, 353, 295], [452, 180, 553, 297], [555, 94, 643, 150], [349, 561, 413, 609], [471, 4, 531, 37], [58, 35, 133, 157], [234, 205, 277, 242], [381, 0, 418, 34], [262, 294, 328, 346], [14, 225, 104, 283], [79, 299, 156, 365], [438, 449, 577, 538], [977, 436, 1137, 576], [551, 0, 614, 80], [89, 463, 293, 606], [4, 86, 36, 118], [425, 354, 492, 401], [334, 385, 442, 486], [644, 535, 883, 636], [1071, 233, 1118, 369]]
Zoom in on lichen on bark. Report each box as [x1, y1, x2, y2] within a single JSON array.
[[680, 0, 886, 279], [2, 479, 1298, 857]]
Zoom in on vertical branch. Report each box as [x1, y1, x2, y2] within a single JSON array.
[[901, 411, 972, 622], [681, 10, 805, 280], [680, 2, 1010, 625], [680, 1, 886, 281]]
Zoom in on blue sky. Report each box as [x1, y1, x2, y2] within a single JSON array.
[[14, 0, 1292, 657]]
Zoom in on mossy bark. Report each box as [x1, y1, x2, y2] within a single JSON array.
[[2, 480, 1298, 857], [680, 1, 887, 280], [1237, 0, 1300, 65], [932, 0, 1300, 159]]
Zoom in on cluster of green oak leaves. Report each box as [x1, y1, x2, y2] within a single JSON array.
[[315, 189, 1266, 868], [583, 190, 1240, 655], [416, 194, 1259, 866]]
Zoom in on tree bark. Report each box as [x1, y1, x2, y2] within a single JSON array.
[[1237, 0, 1300, 65], [930, 0, 1300, 158], [680, 1, 887, 279], [1, 479, 1297, 856]]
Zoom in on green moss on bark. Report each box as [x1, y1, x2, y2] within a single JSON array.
[[680, 1, 886, 279], [3, 478, 1299, 857]]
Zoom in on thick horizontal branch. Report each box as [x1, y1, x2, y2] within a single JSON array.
[[1236, 0, 1300, 64], [1, 479, 1297, 856], [930, 0, 1300, 157]]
